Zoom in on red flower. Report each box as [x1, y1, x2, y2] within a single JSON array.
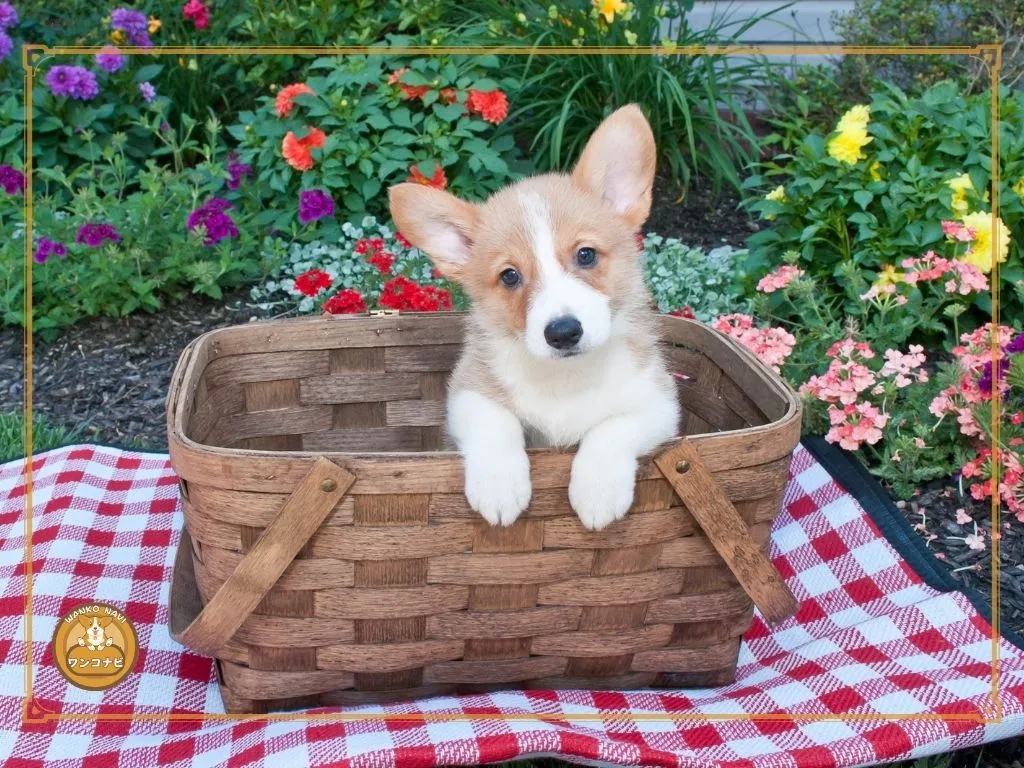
[[323, 289, 367, 315], [368, 251, 394, 274], [439, 88, 458, 105], [466, 89, 509, 124], [181, 0, 210, 29], [670, 307, 696, 320], [379, 276, 452, 312], [635, 232, 645, 251], [395, 232, 412, 248], [408, 164, 447, 189], [388, 68, 429, 101], [354, 237, 385, 255], [294, 268, 332, 297]]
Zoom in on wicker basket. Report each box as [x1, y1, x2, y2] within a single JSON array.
[[166, 311, 801, 713]]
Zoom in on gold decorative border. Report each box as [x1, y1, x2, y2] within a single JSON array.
[[18, 42, 1004, 725]]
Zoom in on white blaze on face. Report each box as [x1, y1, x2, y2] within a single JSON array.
[[520, 193, 612, 358], [85, 619, 105, 646]]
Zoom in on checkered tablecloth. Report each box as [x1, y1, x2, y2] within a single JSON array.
[[1, 443, 1022, 768]]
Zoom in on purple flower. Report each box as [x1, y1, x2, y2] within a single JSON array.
[[0, 3, 18, 29], [226, 161, 252, 190], [34, 238, 67, 264], [160, 121, 171, 134], [95, 46, 127, 73], [110, 7, 151, 47], [298, 188, 334, 224], [46, 66, 99, 101], [75, 222, 121, 248], [0, 164, 24, 195], [187, 198, 239, 246], [978, 358, 1010, 396], [138, 81, 156, 103], [1006, 333, 1024, 356]]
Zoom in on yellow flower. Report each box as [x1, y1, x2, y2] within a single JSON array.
[[869, 161, 883, 181], [947, 173, 974, 217], [877, 264, 903, 286], [593, 0, 626, 23], [516, 12, 527, 22], [624, 29, 638, 45], [661, 38, 677, 52], [960, 210, 1011, 273], [827, 105, 872, 166], [110, 29, 126, 45], [548, 5, 558, 19], [763, 185, 787, 221], [1013, 178, 1024, 198], [837, 104, 870, 133], [148, 17, 161, 34], [828, 131, 871, 165]]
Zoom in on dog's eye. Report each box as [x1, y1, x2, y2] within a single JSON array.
[[575, 247, 597, 268], [499, 268, 521, 288]]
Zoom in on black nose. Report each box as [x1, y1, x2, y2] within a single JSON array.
[[544, 316, 583, 350]]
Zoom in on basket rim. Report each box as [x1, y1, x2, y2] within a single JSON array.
[[167, 312, 802, 463]]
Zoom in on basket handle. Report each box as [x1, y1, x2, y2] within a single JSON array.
[[172, 457, 356, 656], [654, 439, 798, 626]]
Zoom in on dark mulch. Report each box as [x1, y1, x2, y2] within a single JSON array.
[[893, 476, 1024, 640], [645, 176, 760, 249], [0, 290, 265, 452]]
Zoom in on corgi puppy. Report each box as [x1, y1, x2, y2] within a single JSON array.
[[389, 104, 680, 531]]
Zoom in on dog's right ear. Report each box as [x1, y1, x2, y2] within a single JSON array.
[[388, 183, 478, 282]]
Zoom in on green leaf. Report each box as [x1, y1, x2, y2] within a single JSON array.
[[135, 64, 164, 82], [432, 103, 465, 122], [853, 190, 873, 209], [362, 178, 381, 200]]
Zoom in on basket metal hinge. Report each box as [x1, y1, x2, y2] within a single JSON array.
[[369, 309, 399, 317]]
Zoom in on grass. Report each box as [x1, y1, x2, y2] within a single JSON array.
[[0, 412, 83, 464]]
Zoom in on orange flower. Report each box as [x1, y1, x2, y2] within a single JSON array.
[[282, 127, 327, 171], [466, 89, 509, 124], [275, 83, 314, 118], [439, 88, 458, 105], [408, 164, 447, 190], [388, 67, 429, 100]]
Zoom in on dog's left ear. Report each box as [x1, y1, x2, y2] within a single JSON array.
[[571, 104, 656, 230]]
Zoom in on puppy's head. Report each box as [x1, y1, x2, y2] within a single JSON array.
[[389, 104, 656, 359]]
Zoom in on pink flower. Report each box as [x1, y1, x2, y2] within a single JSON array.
[[941, 220, 976, 242], [756, 264, 804, 293], [964, 532, 986, 552], [913, 437, 926, 449], [710, 314, 795, 373], [880, 345, 928, 388], [825, 402, 889, 451], [955, 508, 972, 525]]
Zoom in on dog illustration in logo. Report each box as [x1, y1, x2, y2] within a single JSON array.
[[66, 615, 125, 676]]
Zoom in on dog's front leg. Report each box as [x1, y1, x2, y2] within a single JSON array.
[[569, 402, 677, 531], [448, 389, 532, 527]]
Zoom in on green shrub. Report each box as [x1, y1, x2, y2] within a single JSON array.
[[227, 41, 529, 229], [641, 236, 750, 320], [744, 82, 1024, 336], [455, 0, 782, 194], [1, 111, 270, 335], [832, 0, 1023, 97]]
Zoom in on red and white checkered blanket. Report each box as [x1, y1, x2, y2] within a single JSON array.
[[1, 444, 1022, 768]]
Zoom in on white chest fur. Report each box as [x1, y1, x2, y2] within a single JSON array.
[[487, 334, 668, 449]]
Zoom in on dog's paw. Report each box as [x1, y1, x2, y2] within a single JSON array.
[[569, 449, 637, 531], [463, 449, 532, 526]]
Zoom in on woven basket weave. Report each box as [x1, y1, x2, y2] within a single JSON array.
[[166, 311, 801, 713]]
